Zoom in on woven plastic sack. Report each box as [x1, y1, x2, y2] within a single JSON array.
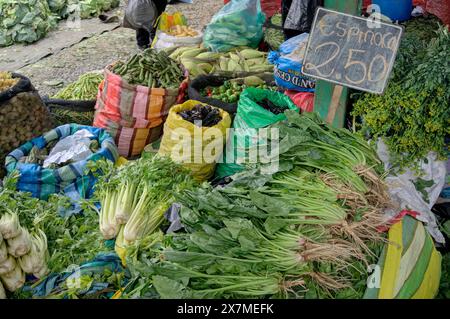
[[203, 0, 266, 52], [93, 65, 188, 158], [5, 124, 119, 201], [268, 33, 316, 92], [215, 88, 298, 179], [364, 214, 442, 299], [158, 100, 231, 182]]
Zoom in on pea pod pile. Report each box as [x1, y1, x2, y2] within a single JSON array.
[[201, 79, 277, 104], [53, 72, 103, 100], [112, 49, 184, 89]]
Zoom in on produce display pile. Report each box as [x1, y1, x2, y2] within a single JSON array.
[[0, 72, 19, 91], [166, 25, 198, 37], [120, 111, 389, 299], [201, 76, 277, 104], [264, 14, 284, 50], [0, 0, 57, 47], [0, 80, 53, 177], [167, 47, 273, 78], [0, 2, 448, 300], [94, 155, 197, 248], [112, 49, 184, 89], [0, 210, 48, 293], [0, 172, 117, 298], [53, 72, 103, 101], [352, 18, 450, 171], [178, 104, 222, 127]]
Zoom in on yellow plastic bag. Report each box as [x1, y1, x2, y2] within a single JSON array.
[[157, 12, 187, 31], [158, 100, 231, 181]]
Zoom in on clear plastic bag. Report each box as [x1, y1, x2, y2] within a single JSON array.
[[203, 0, 266, 52], [153, 30, 203, 51], [43, 129, 94, 168]]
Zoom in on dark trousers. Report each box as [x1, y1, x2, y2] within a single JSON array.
[[136, 28, 150, 47]]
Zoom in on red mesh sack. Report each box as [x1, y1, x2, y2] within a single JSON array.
[[284, 90, 315, 113], [224, 0, 281, 18]]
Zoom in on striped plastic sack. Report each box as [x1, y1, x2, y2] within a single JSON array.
[[5, 124, 119, 201], [364, 214, 442, 299], [93, 65, 188, 158]]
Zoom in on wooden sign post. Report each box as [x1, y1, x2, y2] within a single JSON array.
[[312, 0, 360, 128], [303, 6, 403, 126]]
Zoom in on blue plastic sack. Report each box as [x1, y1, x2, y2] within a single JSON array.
[[203, 0, 266, 52], [268, 33, 316, 92], [22, 253, 128, 299], [5, 124, 119, 202]]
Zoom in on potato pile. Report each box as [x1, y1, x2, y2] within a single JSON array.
[[0, 92, 53, 176], [0, 72, 19, 91]]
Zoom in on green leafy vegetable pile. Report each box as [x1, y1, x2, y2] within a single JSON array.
[[0, 173, 115, 298], [91, 154, 198, 249], [120, 111, 389, 299], [0, 0, 57, 47], [352, 19, 450, 171]]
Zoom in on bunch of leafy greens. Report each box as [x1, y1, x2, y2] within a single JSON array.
[[121, 111, 388, 299], [352, 20, 450, 171], [90, 153, 198, 249], [0, 0, 57, 47], [1, 173, 116, 298]]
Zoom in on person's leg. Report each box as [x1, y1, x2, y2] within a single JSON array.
[[136, 28, 150, 49]]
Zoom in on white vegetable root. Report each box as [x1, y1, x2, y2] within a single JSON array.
[[7, 227, 32, 257]]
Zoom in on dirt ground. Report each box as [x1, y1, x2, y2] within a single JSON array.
[[16, 0, 224, 97]]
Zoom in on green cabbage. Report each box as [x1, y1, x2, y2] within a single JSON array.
[[0, 0, 57, 47]]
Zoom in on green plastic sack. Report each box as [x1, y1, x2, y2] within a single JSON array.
[[203, 0, 266, 52], [216, 87, 298, 178]]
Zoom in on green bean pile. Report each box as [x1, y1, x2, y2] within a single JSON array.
[[53, 72, 103, 100], [112, 49, 184, 89]]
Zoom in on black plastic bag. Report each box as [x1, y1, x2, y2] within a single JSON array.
[[42, 97, 96, 127], [0, 73, 33, 105], [282, 0, 323, 38]]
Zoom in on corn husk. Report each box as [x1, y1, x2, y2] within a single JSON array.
[[18, 230, 48, 274], [7, 227, 31, 257], [0, 255, 16, 275], [0, 240, 7, 263], [0, 264, 25, 292], [0, 212, 21, 240], [0, 280, 6, 299]]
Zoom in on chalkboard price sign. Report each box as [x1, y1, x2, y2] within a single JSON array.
[[302, 8, 403, 94]]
